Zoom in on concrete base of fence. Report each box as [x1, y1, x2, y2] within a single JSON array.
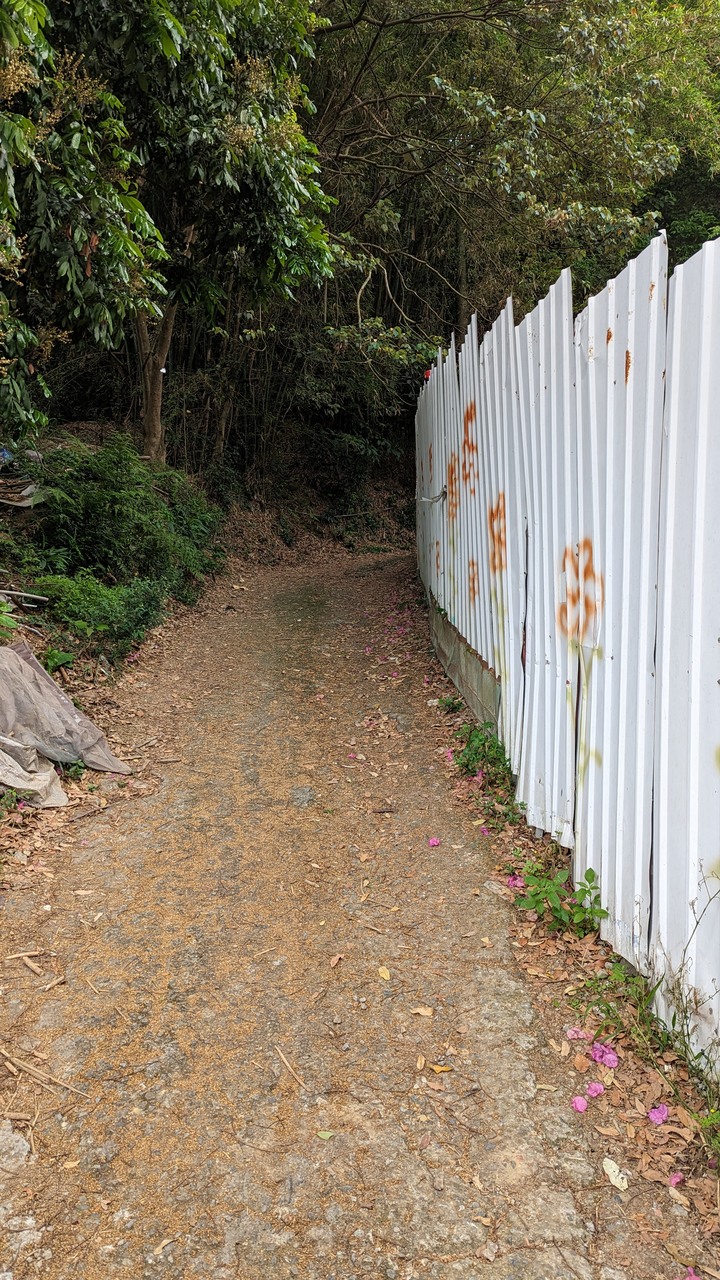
[[428, 595, 501, 728]]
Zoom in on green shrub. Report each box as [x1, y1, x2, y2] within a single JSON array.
[[34, 571, 166, 660], [28, 434, 222, 602]]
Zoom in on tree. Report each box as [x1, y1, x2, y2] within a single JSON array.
[[0, 0, 164, 439], [51, 0, 333, 460], [307, 0, 720, 326]]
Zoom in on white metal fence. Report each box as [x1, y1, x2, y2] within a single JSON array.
[[416, 234, 720, 1063]]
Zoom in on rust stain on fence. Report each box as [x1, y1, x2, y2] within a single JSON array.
[[447, 453, 460, 520], [557, 538, 604, 643], [488, 493, 507, 573], [462, 400, 479, 494]]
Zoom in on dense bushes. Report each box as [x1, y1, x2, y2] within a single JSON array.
[[29, 435, 221, 596], [34, 573, 167, 656], [1, 434, 222, 660]]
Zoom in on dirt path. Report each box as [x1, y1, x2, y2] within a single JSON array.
[[0, 554, 706, 1279]]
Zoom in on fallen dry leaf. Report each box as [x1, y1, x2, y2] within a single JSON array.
[[153, 1239, 174, 1257], [429, 1064, 452, 1074], [378, 966, 390, 981], [573, 1053, 590, 1073], [602, 1157, 629, 1191], [329, 954, 344, 968], [416, 1055, 426, 1071], [411, 1006, 434, 1017]]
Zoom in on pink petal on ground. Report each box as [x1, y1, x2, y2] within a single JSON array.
[[479, 826, 490, 835], [669, 1172, 684, 1187], [648, 1104, 669, 1125], [506, 874, 526, 889], [445, 750, 454, 762], [571, 1096, 588, 1113], [585, 1082, 605, 1098], [601, 1046, 619, 1069], [428, 838, 441, 848], [566, 1028, 587, 1040]]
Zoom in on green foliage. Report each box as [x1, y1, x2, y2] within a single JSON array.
[[0, 0, 166, 442], [59, 759, 85, 781], [515, 861, 609, 935], [699, 1109, 720, 1160], [438, 693, 464, 714], [0, 434, 222, 660], [574, 958, 669, 1053], [0, 787, 19, 817], [34, 570, 166, 659], [28, 434, 222, 600], [0, 599, 18, 635], [455, 721, 512, 789], [43, 647, 74, 673], [452, 719, 525, 828]]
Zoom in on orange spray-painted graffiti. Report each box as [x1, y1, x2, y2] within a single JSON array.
[[468, 558, 479, 606], [488, 493, 507, 572], [447, 452, 460, 520], [557, 538, 604, 642], [462, 401, 479, 494]]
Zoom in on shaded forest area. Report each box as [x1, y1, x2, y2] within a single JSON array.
[[2, 0, 720, 660]]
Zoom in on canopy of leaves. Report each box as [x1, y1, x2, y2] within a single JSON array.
[[0, 0, 332, 442]]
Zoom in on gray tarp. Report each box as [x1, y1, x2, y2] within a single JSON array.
[[0, 641, 130, 808]]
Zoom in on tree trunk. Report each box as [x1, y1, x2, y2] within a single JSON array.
[[457, 217, 469, 337], [212, 399, 232, 464], [135, 302, 178, 463]]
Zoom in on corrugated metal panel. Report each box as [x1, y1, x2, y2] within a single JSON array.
[[515, 270, 577, 845], [493, 300, 526, 771], [443, 335, 461, 630], [415, 237, 720, 1064], [652, 241, 720, 1055], [573, 236, 668, 968]]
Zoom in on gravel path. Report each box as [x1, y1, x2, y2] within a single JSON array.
[[0, 553, 705, 1278]]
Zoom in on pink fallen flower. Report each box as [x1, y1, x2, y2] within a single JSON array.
[[585, 1081, 605, 1098], [571, 1096, 588, 1113], [445, 750, 454, 762], [648, 1103, 669, 1125], [590, 1042, 619, 1069], [428, 837, 441, 848], [364, 646, 372, 654], [478, 826, 490, 836], [507, 874, 525, 890], [669, 1172, 684, 1187], [566, 1027, 587, 1041]]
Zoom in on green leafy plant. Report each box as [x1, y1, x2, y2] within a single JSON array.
[[43, 648, 75, 674], [439, 694, 464, 714], [60, 761, 86, 782], [35, 571, 166, 662], [515, 862, 609, 935], [0, 601, 18, 636], [455, 721, 512, 789], [0, 788, 19, 818]]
